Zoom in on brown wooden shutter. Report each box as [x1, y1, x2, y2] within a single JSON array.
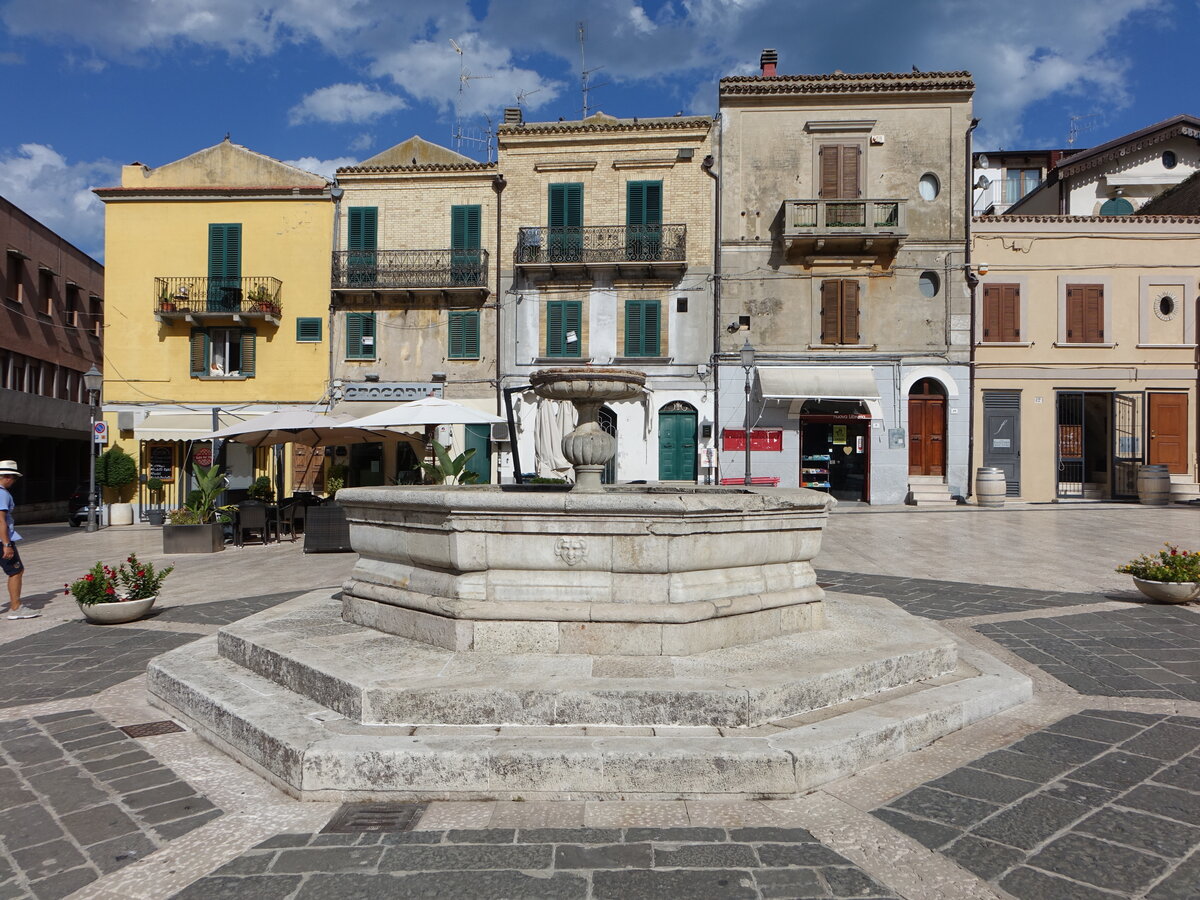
[[982, 285, 1000, 341], [1065, 286, 1084, 342], [840, 145, 860, 199], [1083, 285, 1103, 342], [842, 280, 860, 343], [999, 284, 1020, 341], [820, 280, 840, 343], [820, 145, 840, 199]]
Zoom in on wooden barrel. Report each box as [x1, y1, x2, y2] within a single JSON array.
[[975, 467, 1007, 508], [1137, 465, 1171, 506]]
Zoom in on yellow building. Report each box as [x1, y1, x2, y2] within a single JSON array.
[[972, 215, 1198, 502], [95, 139, 335, 509]]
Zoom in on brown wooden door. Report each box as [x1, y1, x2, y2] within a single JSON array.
[[908, 380, 946, 476], [1148, 392, 1188, 474]]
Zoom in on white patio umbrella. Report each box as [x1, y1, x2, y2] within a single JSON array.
[[200, 410, 394, 447], [339, 396, 505, 429]]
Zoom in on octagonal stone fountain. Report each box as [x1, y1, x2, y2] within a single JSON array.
[[148, 368, 1029, 800]]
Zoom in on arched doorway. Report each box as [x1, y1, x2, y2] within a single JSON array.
[[658, 401, 697, 481], [599, 406, 617, 484], [908, 378, 946, 476]]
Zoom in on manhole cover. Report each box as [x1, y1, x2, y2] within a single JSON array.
[[119, 720, 186, 738], [321, 802, 428, 833]]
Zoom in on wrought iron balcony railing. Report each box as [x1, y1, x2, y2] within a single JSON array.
[[515, 225, 687, 265], [782, 199, 907, 238], [154, 276, 282, 318], [331, 249, 489, 290]]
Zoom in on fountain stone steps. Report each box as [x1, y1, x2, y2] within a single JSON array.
[[211, 590, 959, 729]]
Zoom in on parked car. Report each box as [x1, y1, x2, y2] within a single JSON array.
[[68, 485, 96, 527]]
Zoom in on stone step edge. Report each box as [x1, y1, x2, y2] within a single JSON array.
[[147, 634, 1030, 801]]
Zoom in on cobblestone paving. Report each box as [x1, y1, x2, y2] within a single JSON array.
[[976, 606, 1200, 701], [0, 626, 196, 710], [170, 827, 898, 900], [0, 709, 221, 899], [873, 709, 1200, 899], [153, 591, 312, 627], [816, 570, 1105, 619]]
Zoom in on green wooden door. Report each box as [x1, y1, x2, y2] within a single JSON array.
[[451, 205, 482, 285], [208, 223, 241, 311], [464, 424, 491, 484], [548, 183, 583, 261], [626, 181, 662, 260], [658, 407, 697, 481], [347, 207, 378, 286]]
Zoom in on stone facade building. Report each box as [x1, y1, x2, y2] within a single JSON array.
[[496, 111, 715, 483], [0, 195, 104, 520], [715, 52, 975, 504]]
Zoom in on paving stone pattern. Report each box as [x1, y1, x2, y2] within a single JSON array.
[[817, 570, 1103, 620], [172, 826, 898, 900], [0, 709, 221, 899], [0, 625, 195, 710], [976, 606, 1200, 701], [153, 591, 312, 627], [873, 709, 1200, 899]]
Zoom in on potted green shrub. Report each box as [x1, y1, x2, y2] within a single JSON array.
[[67, 553, 173, 624], [95, 446, 138, 526], [146, 477, 166, 526], [163, 464, 233, 554], [248, 475, 274, 503], [1117, 544, 1200, 603]]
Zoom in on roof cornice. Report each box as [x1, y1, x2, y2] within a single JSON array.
[[720, 71, 974, 96]]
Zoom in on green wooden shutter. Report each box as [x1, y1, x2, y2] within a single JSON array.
[[545, 300, 581, 357], [545, 302, 563, 356], [296, 317, 322, 342], [451, 205, 482, 285], [208, 224, 242, 311], [626, 181, 663, 261], [345, 312, 376, 359], [240, 329, 256, 377], [448, 310, 480, 359], [624, 299, 661, 357], [190, 328, 210, 376], [549, 184, 583, 261], [348, 208, 378, 250]]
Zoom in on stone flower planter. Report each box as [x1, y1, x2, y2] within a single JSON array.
[[78, 596, 156, 624], [1132, 577, 1200, 604]]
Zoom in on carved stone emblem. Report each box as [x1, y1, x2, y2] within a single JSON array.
[[554, 537, 588, 566]]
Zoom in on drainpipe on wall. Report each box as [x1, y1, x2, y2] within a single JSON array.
[[492, 173, 507, 415], [329, 183, 344, 410], [965, 118, 980, 499], [702, 122, 721, 482]]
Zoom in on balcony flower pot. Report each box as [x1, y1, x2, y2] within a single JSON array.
[[78, 595, 156, 624], [163, 522, 225, 554], [1131, 578, 1200, 604], [146, 509, 165, 526]]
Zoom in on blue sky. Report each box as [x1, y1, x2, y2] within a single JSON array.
[[0, 0, 1193, 261]]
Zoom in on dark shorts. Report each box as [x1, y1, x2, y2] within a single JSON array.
[[1, 545, 22, 577]]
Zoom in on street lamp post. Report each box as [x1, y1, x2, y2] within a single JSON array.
[[83, 365, 103, 533], [740, 339, 756, 486]]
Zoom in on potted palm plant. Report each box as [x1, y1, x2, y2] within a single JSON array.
[[163, 463, 232, 553], [1117, 544, 1200, 603]]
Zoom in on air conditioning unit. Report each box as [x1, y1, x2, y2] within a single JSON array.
[[490, 422, 511, 442], [117, 411, 135, 431], [677, 147, 695, 161]]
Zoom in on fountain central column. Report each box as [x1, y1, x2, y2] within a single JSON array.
[[530, 368, 646, 491]]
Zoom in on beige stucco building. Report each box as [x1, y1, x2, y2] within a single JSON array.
[[496, 110, 716, 483], [972, 215, 1198, 502], [716, 52, 975, 505]]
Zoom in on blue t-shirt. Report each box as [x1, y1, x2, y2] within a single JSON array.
[[0, 486, 20, 543]]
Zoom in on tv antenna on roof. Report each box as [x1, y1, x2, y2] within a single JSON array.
[[578, 21, 609, 119], [515, 87, 542, 109], [449, 37, 494, 160], [1067, 113, 1100, 146]]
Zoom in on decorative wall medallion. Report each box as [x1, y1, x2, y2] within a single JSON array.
[[554, 537, 588, 566], [1154, 292, 1179, 322]]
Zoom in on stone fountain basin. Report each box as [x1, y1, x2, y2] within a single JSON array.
[[529, 367, 645, 403], [338, 485, 834, 656]]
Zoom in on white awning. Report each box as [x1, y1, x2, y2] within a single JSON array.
[[134, 412, 253, 442], [756, 366, 880, 401]]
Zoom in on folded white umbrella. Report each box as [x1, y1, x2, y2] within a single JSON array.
[[200, 410, 393, 447], [339, 396, 505, 429]]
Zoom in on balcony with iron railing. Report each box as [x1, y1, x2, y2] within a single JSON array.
[[331, 249, 490, 294], [515, 225, 687, 276], [781, 199, 907, 258], [154, 277, 282, 323]]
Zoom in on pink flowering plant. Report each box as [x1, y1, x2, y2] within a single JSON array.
[[1116, 544, 1200, 584], [65, 555, 173, 605]]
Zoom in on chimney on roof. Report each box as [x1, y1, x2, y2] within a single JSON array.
[[760, 49, 778, 77], [503, 107, 523, 126]]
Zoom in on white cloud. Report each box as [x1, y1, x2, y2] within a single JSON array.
[[289, 83, 407, 125], [282, 155, 358, 179], [0, 143, 114, 259], [349, 133, 375, 153]]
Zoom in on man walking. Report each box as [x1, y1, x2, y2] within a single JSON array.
[[0, 460, 37, 619]]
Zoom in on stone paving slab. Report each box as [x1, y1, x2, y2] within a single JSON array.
[[153, 592, 311, 627], [976, 606, 1200, 701], [170, 826, 900, 899], [872, 709, 1200, 899], [0, 709, 220, 899], [818, 570, 1107, 620]]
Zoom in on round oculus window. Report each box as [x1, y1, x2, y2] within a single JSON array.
[[1156, 294, 1177, 320], [918, 173, 940, 201], [918, 271, 940, 298], [1162, 150, 1178, 169]]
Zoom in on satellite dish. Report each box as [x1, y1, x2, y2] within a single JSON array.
[[977, 154, 990, 169], [974, 175, 992, 190]]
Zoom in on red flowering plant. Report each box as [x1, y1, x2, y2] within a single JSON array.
[[1117, 544, 1200, 584], [65, 555, 174, 605]]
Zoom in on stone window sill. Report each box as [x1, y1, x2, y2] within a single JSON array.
[[1052, 342, 1116, 348], [613, 356, 673, 364], [533, 356, 592, 364], [976, 341, 1033, 347], [195, 375, 250, 381]]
